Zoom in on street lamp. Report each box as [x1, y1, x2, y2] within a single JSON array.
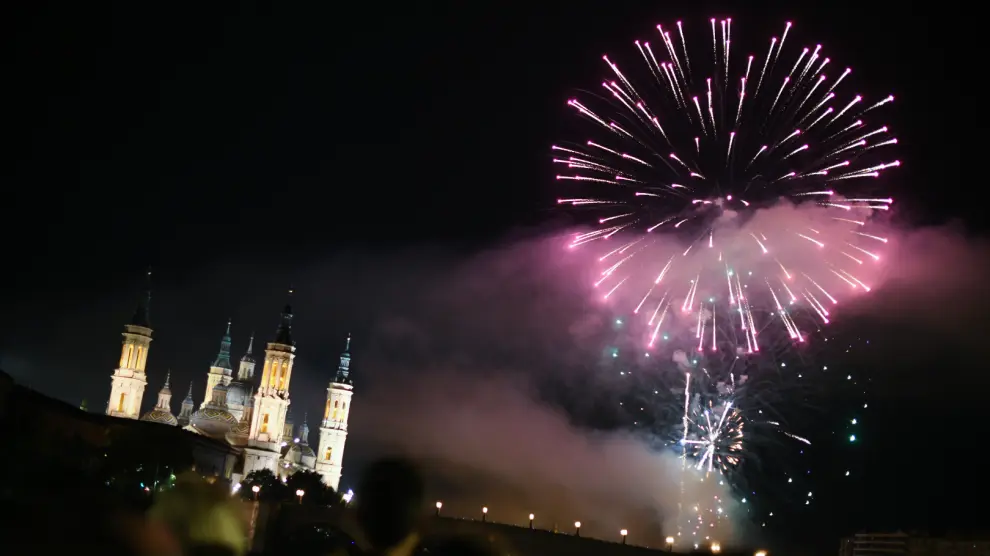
[[251, 485, 261, 501], [528, 514, 535, 529], [482, 506, 488, 522], [574, 521, 581, 537], [435, 501, 443, 516], [620, 529, 628, 545], [665, 536, 675, 553], [711, 541, 721, 553], [342, 489, 354, 505], [295, 489, 305, 504], [755, 551, 767, 556]]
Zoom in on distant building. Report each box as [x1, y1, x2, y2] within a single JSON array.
[[839, 532, 990, 556], [104, 284, 354, 491]]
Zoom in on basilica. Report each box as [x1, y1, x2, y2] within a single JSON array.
[[105, 290, 353, 491]]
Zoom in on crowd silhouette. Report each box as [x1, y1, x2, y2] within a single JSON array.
[[4, 457, 496, 556]]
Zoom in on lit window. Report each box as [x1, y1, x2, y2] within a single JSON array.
[[325, 447, 332, 461], [117, 393, 126, 413], [261, 413, 269, 434]]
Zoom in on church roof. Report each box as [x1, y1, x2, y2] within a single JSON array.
[[191, 406, 238, 426], [287, 442, 316, 459], [140, 408, 178, 426]]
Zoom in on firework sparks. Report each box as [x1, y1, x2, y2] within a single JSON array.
[[560, 18, 896, 548], [555, 18, 895, 354]]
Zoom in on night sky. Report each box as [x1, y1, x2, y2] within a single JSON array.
[[5, 0, 989, 549]]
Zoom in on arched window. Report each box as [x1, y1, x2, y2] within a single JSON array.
[[324, 400, 331, 419], [277, 361, 288, 389], [117, 393, 127, 413], [324, 447, 333, 461], [261, 413, 270, 434]]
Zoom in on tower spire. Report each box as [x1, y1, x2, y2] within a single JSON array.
[[130, 268, 153, 329], [300, 411, 310, 445], [155, 371, 173, 409], [334, 334, 352, 384], [202, 319, 234, 409], [237, 331, 257, 380], [273, 288, 294, 346], [213, 319, 233, 369], [139, 371, 178, 426], [177, 381, 195, 426]]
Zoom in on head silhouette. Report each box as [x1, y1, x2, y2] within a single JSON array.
[[355, 457, 425, 551]]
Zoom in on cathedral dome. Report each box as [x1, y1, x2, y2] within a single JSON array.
[[225, 418, 251, 446], [190, 384, 238, 439], [226, 380, 252, 408], [190, 406, 238, 437], [140, 408, 178, 426], [286, 442, 316, 461]]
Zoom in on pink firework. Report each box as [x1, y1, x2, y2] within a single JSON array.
[[553, 19, 896, 352]]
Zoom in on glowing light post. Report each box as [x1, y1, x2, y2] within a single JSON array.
[[295, 489, 305, 504], [666, 536, 675, 552], [528, 514, 535, 529], [342, 489, 354, 506], [755, 551, 768, 556], [574, 521, 581, 537], [711, 541, 722, 553], [482, 506, 488, 522], [435, 501, 443, 517], [620, 529, 628, 545], [251, 485, 260, 501]]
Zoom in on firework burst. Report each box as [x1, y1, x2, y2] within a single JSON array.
[[559, 18, 897, 548], [554, 18, 896, 355]]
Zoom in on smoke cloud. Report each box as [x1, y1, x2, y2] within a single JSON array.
[[349, 367, 737, 547]]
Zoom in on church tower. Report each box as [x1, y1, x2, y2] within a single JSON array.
[[237, 334, 256, 380], [316, 334, 353, 491], [107, 281, 153, 419], [140, 371, 178, 426], [202, 320, 234, 409], [177, 382, 195, 427], [243, 299, 296, 475]]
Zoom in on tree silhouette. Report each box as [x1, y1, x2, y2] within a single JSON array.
[[239, 468, 288, 502], [285, 470, 342, 507], [239, 469, 341, 506]]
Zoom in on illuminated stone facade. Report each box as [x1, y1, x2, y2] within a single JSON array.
[[106, 293, 153, 419], [315, 335, 353, 491], [104, 289, 354, 490]]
